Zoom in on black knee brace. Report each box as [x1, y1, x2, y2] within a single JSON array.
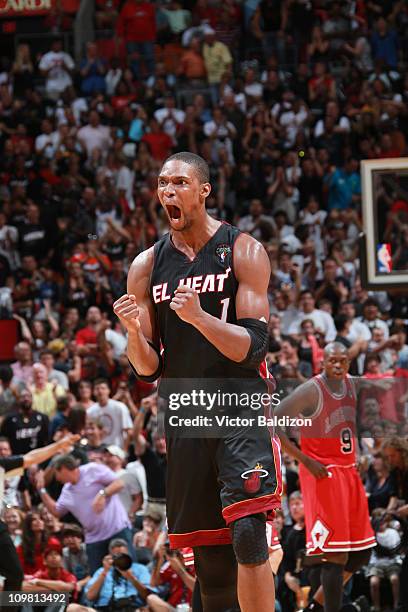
[[230, 513, 269, 565], [344, 549, 372, 573]]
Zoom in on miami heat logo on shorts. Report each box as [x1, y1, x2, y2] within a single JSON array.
[[241, 463, 269, 494], [215, 244, 231, 264]]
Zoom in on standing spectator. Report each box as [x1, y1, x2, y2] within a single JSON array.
[[116, 0, 156, 79], [1, 388, 49, 454], [87, 379, 132, 448], [82, 419, 106, 463], [11, 43, 34, 97], [77, 111, 112, 159], [154, 95, 186, 145], [202, 29, 232, 104], [287, 290, 337, 342], [133, 397, 166, 524], [252, 0, 288, 64], [30, 363, 65, 419], [178, 37, 207, 82], [35, 119, 59, 160], [103, 445, 143, 521], [80, 42, 106, 96], [36, 455, 132, 574], [18, 202, 49, 262], [371, 17, 399, 69], [39, 39, 75, 101], [77, 381, 94, 411], [75, 307, 103, 357], [0, 365, 18, 418], [141, 118, 174, 162], [40, 349, 69, 391], [358, 298, 389, 338], [0, 437, 21, 507], [11, 342, 34, 387]]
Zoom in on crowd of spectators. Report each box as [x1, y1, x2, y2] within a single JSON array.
[[1, 0, 408, 610]]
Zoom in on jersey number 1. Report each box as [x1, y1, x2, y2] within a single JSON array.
[[220, 298, 230, 323]]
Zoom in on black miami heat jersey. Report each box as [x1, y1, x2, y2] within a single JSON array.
[[150, 222, 261, 381]]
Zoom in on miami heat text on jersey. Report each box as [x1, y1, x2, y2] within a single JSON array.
[[299, 374, 357, 467], [150, 223, 263, 382]]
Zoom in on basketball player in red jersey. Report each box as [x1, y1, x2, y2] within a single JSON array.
[[113, 152, 281, 612], [275, 343, 375, 612]]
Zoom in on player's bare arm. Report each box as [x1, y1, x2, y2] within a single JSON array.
[[275, 381, 330, 478], [169, 233, 270, 363], [113, 247, 160, 378]]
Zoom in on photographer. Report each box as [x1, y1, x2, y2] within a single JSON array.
[[85, 538, 155, 611]]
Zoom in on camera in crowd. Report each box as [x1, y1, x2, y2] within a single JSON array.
[[112, 552, 133, 571]]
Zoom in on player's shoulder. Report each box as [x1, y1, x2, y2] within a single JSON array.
[[129, 245, 155, 276], [232, 231, 270, 276]]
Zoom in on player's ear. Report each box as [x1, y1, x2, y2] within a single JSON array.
[[201, 182, 211, 199]]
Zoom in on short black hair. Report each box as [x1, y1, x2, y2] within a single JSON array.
[[334, 314, 350, 332], [0, 365, 13, 384], [162, 152, 210, 183], [93, 378, 110, 388]]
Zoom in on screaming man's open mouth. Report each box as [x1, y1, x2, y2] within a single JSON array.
[[166, 204, 182, 220]]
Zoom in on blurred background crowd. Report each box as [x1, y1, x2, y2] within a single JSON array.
[[1, 0, 408, 609]]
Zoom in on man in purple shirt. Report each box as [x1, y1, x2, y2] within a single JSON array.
[[36, 454, 133, 573]]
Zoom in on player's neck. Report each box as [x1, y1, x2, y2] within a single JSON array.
[[171, 215, 221, 255], [321, 372, 345, 394]]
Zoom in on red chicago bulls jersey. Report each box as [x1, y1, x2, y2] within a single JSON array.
[[300, 374, 357, 467]]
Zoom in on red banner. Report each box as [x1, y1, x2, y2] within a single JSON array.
[[0, 0, 54, 17]]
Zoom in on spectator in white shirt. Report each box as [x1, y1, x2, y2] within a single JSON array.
[[77, 111, 112, 158], [154, 95, 185, 143], [0, 210, 19, 270], [35, 119, 59, 159], [87, 380, 133, 449], [288, 290, 337, 341], [237, 199, 276, 243], [39, 39, 74, 101], [115, 154, 135, 210], [203, 107, 236, 165], [103, 445, 143, 520], [358, 298, 389, 339], [313, 101, 350, 139], [340, 301, 371, 343]]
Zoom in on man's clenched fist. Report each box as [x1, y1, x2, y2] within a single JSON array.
[[113, 294, 141, 332], [169, 285, 203, 324]]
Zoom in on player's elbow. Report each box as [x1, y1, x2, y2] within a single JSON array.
[[236, 318, 268, 369]]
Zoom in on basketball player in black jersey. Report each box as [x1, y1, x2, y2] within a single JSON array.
[[113, 152, 281, 612]]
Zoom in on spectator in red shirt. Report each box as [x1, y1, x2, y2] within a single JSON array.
[[75, 306, 102, 356], [150, 546, 196, 610], [23, 544, 77, 598], [141, 119, 173, 162], [17, 511, 61, 576], [117, 0, 156, 79]]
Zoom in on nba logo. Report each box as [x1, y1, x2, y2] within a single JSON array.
[[377, 243, 392, 273]]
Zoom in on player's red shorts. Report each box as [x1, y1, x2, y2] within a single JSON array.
[[299, 463, 376, 555]]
